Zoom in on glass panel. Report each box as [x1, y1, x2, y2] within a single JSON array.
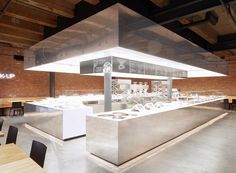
[[118, 4, 228, 75]]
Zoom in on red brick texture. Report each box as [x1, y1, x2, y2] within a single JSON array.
[[173, 63, 236, 96], [0, 47, 104, 98], [55, 73, 104, 96], [0, 49, 50, 98], [0, 61, 104, 98]]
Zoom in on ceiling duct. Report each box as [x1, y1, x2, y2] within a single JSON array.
[[24, 3, 228, 78]]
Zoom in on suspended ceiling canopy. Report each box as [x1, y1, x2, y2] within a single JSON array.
[[24, 3, 228, 79]]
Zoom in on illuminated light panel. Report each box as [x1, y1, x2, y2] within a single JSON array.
[[26, 47, 226, 78], [26, 63, 80, 74]]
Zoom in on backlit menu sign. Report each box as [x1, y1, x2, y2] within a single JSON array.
[[80, 56, 188, 78]]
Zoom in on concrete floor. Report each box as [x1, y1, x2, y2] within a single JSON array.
[[1, 112, 236, 173], [126, 112, 236, 173]]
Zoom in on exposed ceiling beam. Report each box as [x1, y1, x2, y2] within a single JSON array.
[[14, 0, 74, 18], [3, 1, 57, 27], [0, 15, 43, 34], [40, 0, 236, 55], [208, 33, 236, 51], [0, 0, 12, 17], [150, 0, 236, 52], [84, 0, 100, 5], [45, 0, 157, 38], [65, 0, 82, 4], [150, 0, 169, 7], [115, 0, 226, 54], [218, 33, 236, 43], [151, 0, 236, 25], [178, 14, 218, 44], [163, 21, 211, 50], [213, 50, 235, 58], [185, 23, 218, 44], [0, 33, 37, 47], [0, 25, 43, 42], [219, 0, 236, 28], [45, 0, 118, 38], [209, 42, 236, 52]]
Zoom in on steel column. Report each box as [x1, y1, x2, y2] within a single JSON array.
[[104, 72, 112, 112], [167, 77, 173, 100], [49, 72, 55, 97]]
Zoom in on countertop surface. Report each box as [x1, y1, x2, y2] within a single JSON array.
[[25, 101, 91, 111], [89, 96, 226, 121]]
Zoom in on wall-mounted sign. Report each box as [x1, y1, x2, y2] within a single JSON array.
[[0, 72, 15, 79]]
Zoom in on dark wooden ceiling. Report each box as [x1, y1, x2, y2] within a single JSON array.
[[0, 0, 236, 61], [0, 0, 99, 48]]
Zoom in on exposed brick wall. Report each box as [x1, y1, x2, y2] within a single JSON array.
[[0, 47, 50, 98], [55, 73, 104, 96], [0, 55, 104, 98], [173, 63, 236, 96]]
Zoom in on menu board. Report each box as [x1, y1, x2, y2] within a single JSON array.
[[80, 60, 94, 74], [145, 63, 156, 75], [113, 57, 129, 73], [80, 56, 188, 78], [137, 62, 144, 74], [130, 60, 138, 73], [93, 57, 111, 73], [130, 60, 144, 74], [174, 71, 187, 78], [80, 57, 112, 74], [156, 66, 165, 76]]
